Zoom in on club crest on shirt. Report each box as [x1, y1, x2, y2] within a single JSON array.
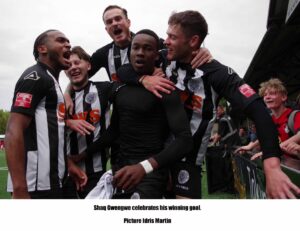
[[85, 92, 97, 104], [284, 124, 290, 134], [188, 78, 201, 92], [178, 170, 190, 185], [130, 192, 140, 199], [187, 69, 204, 92], [24, 71, 40, 81]]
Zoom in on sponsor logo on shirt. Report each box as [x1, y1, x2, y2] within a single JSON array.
[[57, 103, 66, 122], [24, 71, 40, 81], [227, 67, 235, 75], [180, 91, 203, 112], [72, 109, 100, 124], [111, 73, 120, 82], [14, 92, 32, 108], [239, 84, 256, 98]]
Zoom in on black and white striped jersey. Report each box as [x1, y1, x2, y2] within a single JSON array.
[[89, 32, 165, 81], [89, 33, 134, 81], [7, 62, 67, 192], [117, 57, 281, 165], [164, 59, 260, 165], [67, 81, 112, 174]]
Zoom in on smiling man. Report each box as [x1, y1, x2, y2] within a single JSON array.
[[63, 46, 112, 198], [118, 10, 300, 199]]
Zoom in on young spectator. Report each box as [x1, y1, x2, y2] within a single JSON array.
[[236, 78, 300, 170]]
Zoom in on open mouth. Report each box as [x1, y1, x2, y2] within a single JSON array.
[[135, 59, 145, 66], [63, 50, 71, 60], [113, 28, 123, 36], [264, 99, 273, 104]]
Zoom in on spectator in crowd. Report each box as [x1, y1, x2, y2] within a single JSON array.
[[238, 127, 249, 146], [248, 123, 257, 142], [210, 104, 240, 149], [236, 78, 300, 170], [236, 123, 261, 155]]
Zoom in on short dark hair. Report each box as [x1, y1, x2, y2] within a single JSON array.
[[134, 29, 160, 50], [33, 29, 57, 61], [102, 5, 128, 21], [70, 46, 90, 62], [168, 10, 208, 44]]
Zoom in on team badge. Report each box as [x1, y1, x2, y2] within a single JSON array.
[[178, 170, 190, 185], [239, 84, 256, 98], [187, 69, 203, 92], [130, 192, 140, 199], [188, 78, 201, 92], [14, 92, 33, 108], [85, 92, 97, 104], [284, 124, 290, 134], [24, 71, 40, 81]]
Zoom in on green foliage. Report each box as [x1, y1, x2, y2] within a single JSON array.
[[0, 109, 9, 134], [0, 150, 10, 199]]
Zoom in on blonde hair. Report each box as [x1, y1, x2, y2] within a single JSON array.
[[258, 78, 287, 97]]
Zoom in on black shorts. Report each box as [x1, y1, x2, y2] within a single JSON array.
[[171, 161, 202, 199], [29, 187, 64, 199], [63, 171, 104, 199], [113, 168, 169, 199]]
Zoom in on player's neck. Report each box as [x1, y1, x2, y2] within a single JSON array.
[[115, 38, 131, 48], [38, 60, 60, 79]]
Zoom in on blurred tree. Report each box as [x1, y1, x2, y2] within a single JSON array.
[[0, 109, 9, 134]]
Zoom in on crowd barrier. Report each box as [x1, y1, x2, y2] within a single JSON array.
[[206, 146, 300, 199]]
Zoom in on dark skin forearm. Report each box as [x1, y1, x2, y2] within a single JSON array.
[[5, 113, 32, 199]]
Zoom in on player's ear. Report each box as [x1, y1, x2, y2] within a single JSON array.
[[127, 18, 131, 27], [87, 62, 91, 71], [38, 44, 47, 55], [189, 35, 200, 48]]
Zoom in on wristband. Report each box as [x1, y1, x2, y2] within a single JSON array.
[[139, 160, 153, 174]]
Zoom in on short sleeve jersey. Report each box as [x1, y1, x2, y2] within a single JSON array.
[[7, 62, 66, 192], [67, 81, 112, 174], [89, 32, 165, 81], [272, 107, 300, 142]]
